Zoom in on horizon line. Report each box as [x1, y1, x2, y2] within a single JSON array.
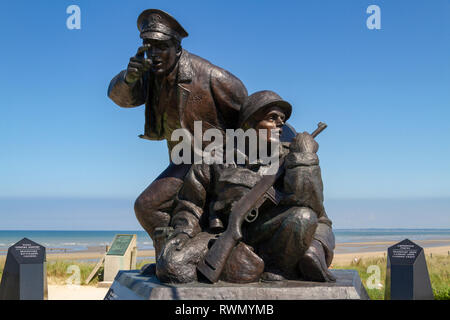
[[1, 228, 450, 232]]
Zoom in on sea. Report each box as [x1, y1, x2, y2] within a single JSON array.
[[0, 229, 450, 255]]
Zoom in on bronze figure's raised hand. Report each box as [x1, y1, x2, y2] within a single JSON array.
[[125, 46, 151, 84]]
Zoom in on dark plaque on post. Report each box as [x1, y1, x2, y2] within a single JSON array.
[[385, 239, 433, 300], [0, 238, 48, 300]]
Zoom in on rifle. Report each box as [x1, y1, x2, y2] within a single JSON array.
[[197, 122, 327, 283]]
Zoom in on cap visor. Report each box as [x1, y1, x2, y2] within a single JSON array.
[[261, 100, 292, 121], [140, 31, 171, 41]]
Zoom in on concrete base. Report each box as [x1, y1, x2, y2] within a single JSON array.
[[104, 269, 369, 300], [97, 281, 113, 288]]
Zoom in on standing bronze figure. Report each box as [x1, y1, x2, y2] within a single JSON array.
[[107, 9, 248, 259]]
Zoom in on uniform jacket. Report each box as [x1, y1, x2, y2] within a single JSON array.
[[107, 49, 248, 154], [170, 142, 335, 265]]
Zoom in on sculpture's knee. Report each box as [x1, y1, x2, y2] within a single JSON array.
[[286, 207, 318, 250], [134, 193, 170, 239], [289, 207, 318, 227], [134, 193, 152, 221], [134, 187, 162, 215], [134, 194, 152, 227]]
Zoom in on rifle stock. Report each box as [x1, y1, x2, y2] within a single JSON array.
[[197, 228, 241, 283]]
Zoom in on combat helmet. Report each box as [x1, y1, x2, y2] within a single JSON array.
[[239, 90, 292, 128]]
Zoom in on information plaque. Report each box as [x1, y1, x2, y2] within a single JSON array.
[[107, 235, 134, 256]]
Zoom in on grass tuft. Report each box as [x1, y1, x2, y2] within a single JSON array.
[[0, 257, 156, 286], [332, 254, 450, 300]]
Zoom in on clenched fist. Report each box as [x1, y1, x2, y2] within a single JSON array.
[[124, 45, 152, 84], [290, 132, 319, 154]]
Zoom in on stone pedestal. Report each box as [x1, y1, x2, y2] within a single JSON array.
[[104, 269, 369, 300], [385, 239, 434, 300], [0, 238, 47, 300]]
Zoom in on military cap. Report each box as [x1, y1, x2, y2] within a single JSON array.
[[137, 9, 188, 42], [239, 90, 292, 128]]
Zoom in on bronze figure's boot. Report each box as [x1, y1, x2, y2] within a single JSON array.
[[140, 263, 156, 276], [260, 270, 287, 282], [220, 242, 265, 283], [140, 227, 175, 276], [298, 239, 336, 282], [153, 227, 174, 261]]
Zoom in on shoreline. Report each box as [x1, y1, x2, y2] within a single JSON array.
[[332, 245, 450, 265], [333, 239, 450, 254], [37, 239, 450, 263], [45, 249, 156, 261], [2, 239, 449, 265]]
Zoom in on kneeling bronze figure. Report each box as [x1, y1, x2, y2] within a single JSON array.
[[156, 91, 335, 284]]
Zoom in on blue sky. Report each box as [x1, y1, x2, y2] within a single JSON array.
[[1, 0, 449, 229]]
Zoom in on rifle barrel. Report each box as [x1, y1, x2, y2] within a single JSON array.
[[311, 122, 327, 138]]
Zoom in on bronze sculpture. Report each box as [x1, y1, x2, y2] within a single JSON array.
[[108, 9, 335, 285]]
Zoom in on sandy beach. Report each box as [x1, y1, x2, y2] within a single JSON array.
[[46, 249, 156, 261], [332, 243, 450, 264], [43, 239, 450, 264], [43, 242, 450, 266], [48, 285, 110, 300], [332, 239, 450, 264]]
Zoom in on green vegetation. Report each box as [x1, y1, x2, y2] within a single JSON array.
[[0, 257, 4, 280], [0, 257, 156, 285], [332, 254, 450, 300], [46, 260, 103, 285], [137, 259, 156, 270]]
